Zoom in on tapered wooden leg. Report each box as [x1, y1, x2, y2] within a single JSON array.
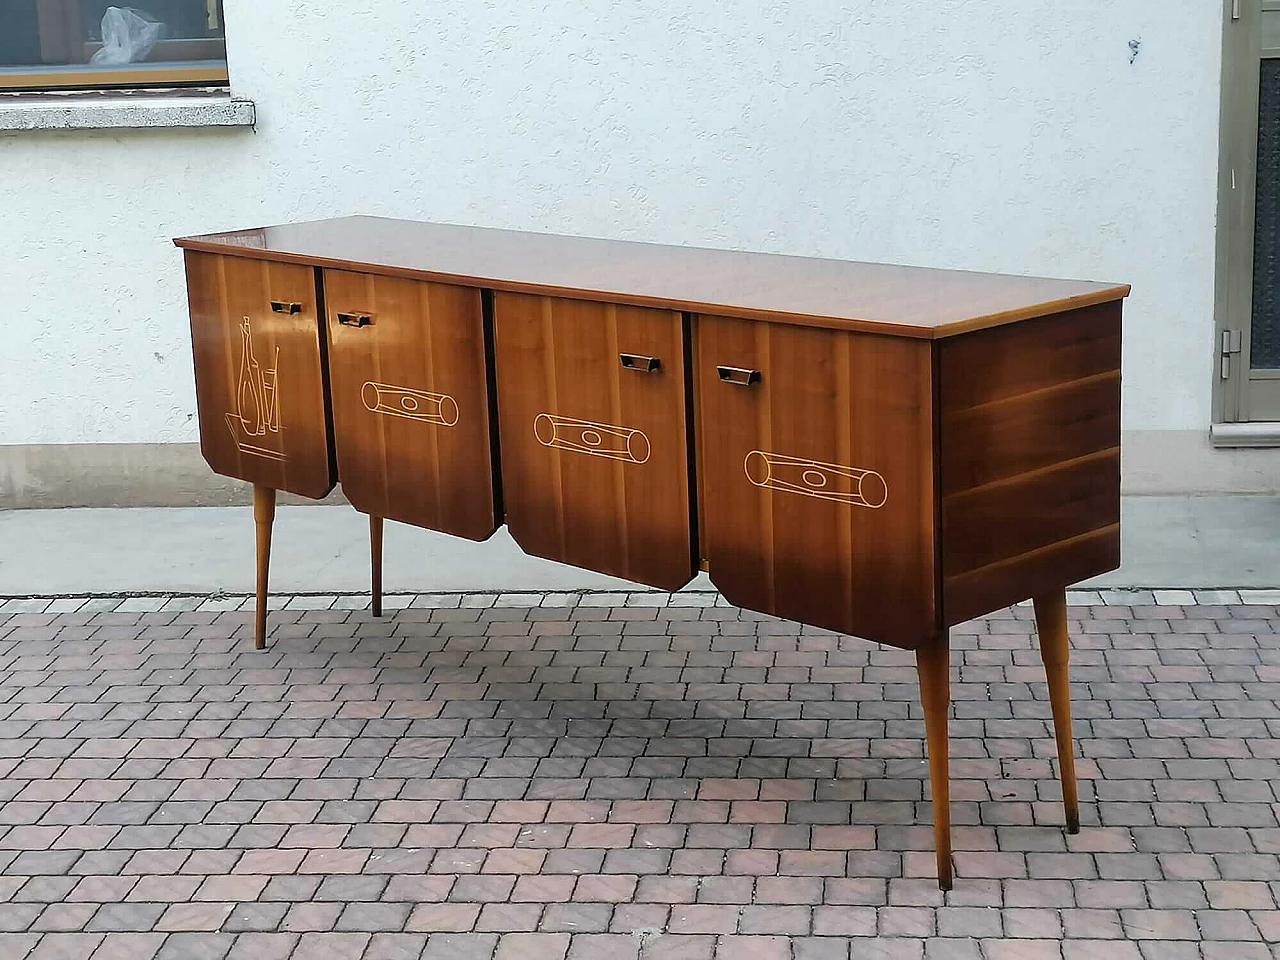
[[370, 514, 384, 618], [916, 633, 952, 891], [253, 485, 276, 651], [1033, 589, 1081, 834]]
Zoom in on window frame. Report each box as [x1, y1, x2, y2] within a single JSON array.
[[0, 0, 228, 92]]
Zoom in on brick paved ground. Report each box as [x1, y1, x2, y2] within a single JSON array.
[[0, 601, 1276, 960]]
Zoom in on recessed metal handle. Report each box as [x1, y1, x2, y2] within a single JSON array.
[[337, 312, 372, 327], [717, 365, 761, 386], [620, 354, 661, 373], [270, 300, 302, 315]]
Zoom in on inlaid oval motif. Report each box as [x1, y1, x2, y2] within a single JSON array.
[[744, 450, 887, 509], [534, 414, 651, 464], [362, 381, 458, 426]]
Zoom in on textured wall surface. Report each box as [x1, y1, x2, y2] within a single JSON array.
[[0, 0, 1222, 445]]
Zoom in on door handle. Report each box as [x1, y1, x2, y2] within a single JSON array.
[[717, 365, 761, 386], [337, 312, 372, 327], [270, 301, 302, 315], [620, 354, 661, 372]]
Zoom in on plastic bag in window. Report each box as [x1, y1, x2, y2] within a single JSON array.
[[90, 7, 165, 65]]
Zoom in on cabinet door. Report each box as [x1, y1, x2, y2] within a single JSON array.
[[696, 315, 937, 649], [323, 270, 499, 541], [492, 293, 696, 591], [184, 251, 334, 499]]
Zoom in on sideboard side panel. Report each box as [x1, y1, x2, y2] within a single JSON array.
[[184, 250, 335, 499], [939, 301, 1122, 625], [696, 316, 938, 649]]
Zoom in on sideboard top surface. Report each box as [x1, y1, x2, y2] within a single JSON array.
[[175, 216, 1130, 339]]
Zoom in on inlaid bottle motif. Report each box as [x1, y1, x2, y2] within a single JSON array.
[[225, 317, 285, 461]]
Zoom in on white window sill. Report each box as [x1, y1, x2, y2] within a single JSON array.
[[1210, 421, 1280, 447], [0, 90, 254, 131]]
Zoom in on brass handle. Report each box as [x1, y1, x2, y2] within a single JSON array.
[[620, 354, 661, 373], [337, 312, 372, 327], [270, 301, 302, 315], [717, 365, 761, 386]]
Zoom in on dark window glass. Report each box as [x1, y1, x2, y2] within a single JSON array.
[[0, 0, 226, 90], [1252, 59, 1280, 369]]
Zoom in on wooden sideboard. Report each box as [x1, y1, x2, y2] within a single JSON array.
[[175, 216, 1129, 889]]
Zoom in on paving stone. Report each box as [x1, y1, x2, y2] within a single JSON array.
[[1193, 590, 1241, 604], [2, 599, 51, 614], [197, 597, 249, 613], [497, 594, 544, 608], [284, 596, 337, 611], [496, 932, 570, 959], [226, 933, 299, 960], [669, 593, 719, 608], [115, 598, 167, 613], [155, 932, 236, 959], [25, 932, 104, 959], [567, 934, 642, 960], [221, 903, 289, 932], [626, 593, 670, 607], [577, 594, 629, 607], [1099, 590, 1155, 606], [85, 904, 166, 933], [88, 932, 167, 959], [422, 933, 499, 959], [45, 599, 88, 614], [539, 594, 580, 608]]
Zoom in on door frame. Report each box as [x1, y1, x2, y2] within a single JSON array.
[[1214, 0, 1280, 436]]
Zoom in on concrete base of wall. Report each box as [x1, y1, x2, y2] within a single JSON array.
[[1121, 430, 1280, 494], [0, 443, 348, 508], [1, 431, 1278, 507]]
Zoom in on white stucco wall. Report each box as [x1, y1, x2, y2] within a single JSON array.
[[0, 0, 1223, 446]]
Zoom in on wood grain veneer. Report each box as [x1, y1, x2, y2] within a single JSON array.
[[176, 217, 1129, 340], [696, 314, 937, 649], [323, 269, 499, 541], [184, 251, 334, 499], [491, 292, 696, 591], [938, 302, 1123, 625]]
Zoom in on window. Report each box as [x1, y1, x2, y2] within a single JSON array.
[[0, 1, 227, 91]]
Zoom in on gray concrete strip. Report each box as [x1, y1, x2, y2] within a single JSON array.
[[1079, 493, 1280, 590], [0, 504, 696, 596], [0, 494, 1276, 597]]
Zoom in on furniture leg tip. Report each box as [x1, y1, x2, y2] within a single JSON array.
[[938, 876, 953, 892], [1067, 815, 1080, 834]]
